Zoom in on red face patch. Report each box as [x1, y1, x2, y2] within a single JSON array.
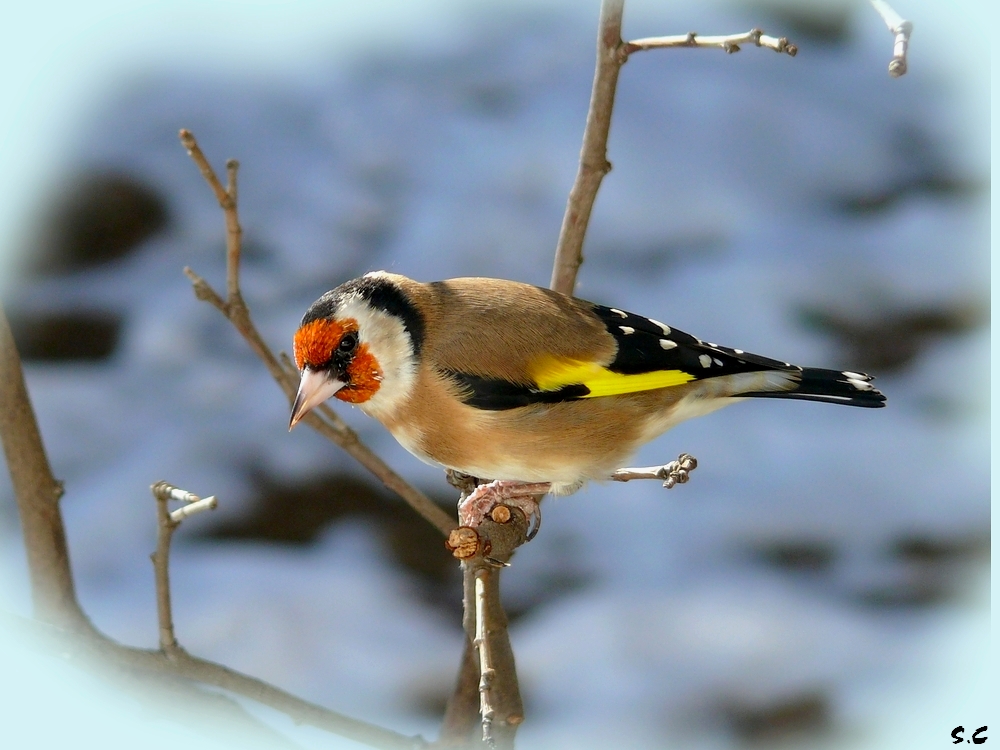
[[335, 344, 382, 404], [293, 318, 355, 370]]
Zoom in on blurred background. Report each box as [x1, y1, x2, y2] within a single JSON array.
[[0, 1, 991, 748]]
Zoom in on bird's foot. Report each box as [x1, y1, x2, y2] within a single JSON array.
[[457, 480, 549, 541], [611, 453, 698, 488]]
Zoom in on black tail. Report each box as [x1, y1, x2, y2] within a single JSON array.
[[742, 367, 886, 408]]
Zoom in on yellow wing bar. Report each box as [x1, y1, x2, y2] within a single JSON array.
[[530, 355, 695, 398]]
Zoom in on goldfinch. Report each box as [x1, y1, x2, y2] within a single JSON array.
[[290, 271, 884, 528]]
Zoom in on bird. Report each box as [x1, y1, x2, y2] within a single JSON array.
[[289, 271, 885, 532]]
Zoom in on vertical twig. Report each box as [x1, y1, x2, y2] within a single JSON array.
[[474, 570, 496, 747], [0, 302, 89, 631], [453, 507, 528, 750], [150, 481, 181, 656], [224, 159, 242, 303], [149, 481, 218, 658], [550, 0, 625, 296]]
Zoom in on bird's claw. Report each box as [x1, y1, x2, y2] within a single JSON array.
[[457, 479, 548, 542]]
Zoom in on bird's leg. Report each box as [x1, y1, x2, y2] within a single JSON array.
[[611, 453, 698, 489], [458, 480, 550, 540], [445, 469, 480, 495]]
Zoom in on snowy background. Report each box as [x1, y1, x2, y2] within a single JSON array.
[[0, 1, 991, 748]]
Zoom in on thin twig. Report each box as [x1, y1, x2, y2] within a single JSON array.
[[624, 28, 797, 56], [550, 0, 625, 296], [179, 129, 456, 537], [149, 481, 218, 656], [0, 302, 89, 631], [150, 481, 181, 656], [870, 0, 912, 77], [550, 5, 797, 297], [224, 159, 242, 302]]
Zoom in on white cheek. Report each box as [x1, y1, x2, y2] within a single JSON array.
[[337, 297, 416, 421]]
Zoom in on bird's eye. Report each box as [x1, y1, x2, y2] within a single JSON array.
[[338, 332, 359, 353]]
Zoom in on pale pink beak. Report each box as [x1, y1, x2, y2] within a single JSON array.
[[289, 369, 345, 430]]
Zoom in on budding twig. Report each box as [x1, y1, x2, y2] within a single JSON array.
[[870, 0, 912, 77]]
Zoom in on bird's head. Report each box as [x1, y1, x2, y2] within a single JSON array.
[[289, 272, 422, 429]]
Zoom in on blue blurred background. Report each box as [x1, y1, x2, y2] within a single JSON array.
[[0, 1, 991, 748]]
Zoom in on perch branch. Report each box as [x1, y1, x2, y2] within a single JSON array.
[[458, 507, 528, 750], [179, 129, 455, 537], [0, 302, 88, 630], [624, 28, 797, 56], [870, 0, 912, 77]]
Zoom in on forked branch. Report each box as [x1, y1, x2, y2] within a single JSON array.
[[550, 1, 797, 298], [150, 481, 218, 656]]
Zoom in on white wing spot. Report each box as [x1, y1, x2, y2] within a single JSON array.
[[649, 318, 671, 335], [734, 349, 744, 354], [707, 342, 717, 348], [659, 338, 678, 350], [619, 326, 635, 335], [842, 371, 866, 379], [699, 354, 712, 368], [847, 377, 874, 391], [610, 308, 628, 318], [713, 358, 724, 367]]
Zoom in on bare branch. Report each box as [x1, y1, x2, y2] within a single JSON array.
[[870, 0, 912, 77], [450, 503, 528, 750], [150, 481, 181, 656], [0, 302, 89, 630], [149, 481, 219, 656], [474, 569, 497, 748], [437, 639, 482, 746], [611, 453, 697, 488], [179, 130, 456, 537], [550, 4, 797, 297], [550, 0, 624, 296], [624, 28, 797, 56]]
